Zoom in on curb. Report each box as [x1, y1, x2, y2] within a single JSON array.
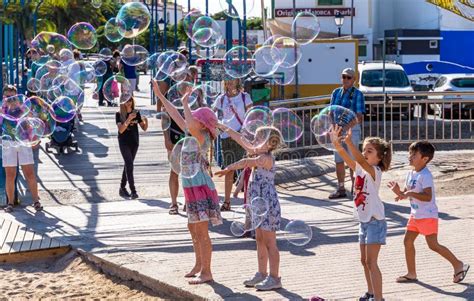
[[77, 249, 205, 300]]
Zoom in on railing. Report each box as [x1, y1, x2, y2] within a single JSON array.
[[270, 91, 474, 153]]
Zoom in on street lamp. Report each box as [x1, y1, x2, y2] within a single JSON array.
[[334, 12, 344, 37], [158, 18, 166, 31]]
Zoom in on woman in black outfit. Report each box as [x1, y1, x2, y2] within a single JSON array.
[[116, 96, 148, 199]]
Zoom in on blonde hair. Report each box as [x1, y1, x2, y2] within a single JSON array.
[[119, 96, 135, 123], [255, 126, 284, 153], [363, 137, 392, 171], [223, 79, 243, 95]]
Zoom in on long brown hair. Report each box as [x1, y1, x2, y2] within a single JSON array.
[[363, 137, 392, 171], [223, 79, 243, 96], [119, 96, 135, 123]]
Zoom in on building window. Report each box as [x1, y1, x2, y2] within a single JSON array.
[[429, 40, 438, 49], [318, 0, 343, 5], [358, 45, 367, 57]]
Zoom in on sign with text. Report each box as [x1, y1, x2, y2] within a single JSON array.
[[275, 8, 355, 18]]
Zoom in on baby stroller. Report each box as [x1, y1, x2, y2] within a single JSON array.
[[45, 120, 78, 154]]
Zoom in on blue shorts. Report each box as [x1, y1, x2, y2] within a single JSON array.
[[359, 218, 387, 245], [334, 125, 361, 164]]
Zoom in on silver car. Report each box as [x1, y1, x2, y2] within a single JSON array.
[[429, 74, 474, 118]]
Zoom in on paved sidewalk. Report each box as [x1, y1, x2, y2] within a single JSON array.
[[3, 77, 473, 299]]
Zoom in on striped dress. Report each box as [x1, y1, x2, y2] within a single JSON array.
[[182, 133, 223, 226]]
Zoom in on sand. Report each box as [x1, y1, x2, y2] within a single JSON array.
[[0, 251, 166, 300]]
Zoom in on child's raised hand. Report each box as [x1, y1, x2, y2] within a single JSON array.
[[387, 181, 402, 196], [330, 125, 343, 147], [344, 128, 353, 144]]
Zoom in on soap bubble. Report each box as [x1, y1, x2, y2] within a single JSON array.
[[284, 220, 312, 246], [51, 96, 76, 123], [31, 32, 72, 56], [24, 96, 56, 137], [15, 117, 45, 147], [271, 37, 302, 69], [27, 78, 41, 93], [67, 22, 97, 50], [219, 0, 255, 19], [311, 105, 358, 136], [102, 75, 132, 105], [167, 81, 197, 108], [121, 44, 149, 67], [180, 136, 202, 179], [104, 18, 125, 43], [2, 94, 30, 121], [183, 9, 204, 40], [272, 108, 303, 143], [291, 12, 320, 45], [155, 51, 188, 79], [116, 2, 151, 38], [191, 16, 223, 48], [223, 46, 253, 79], [155, 112, 171, 131], [191, 83, 219, 107], [243, 106, 273, 135], [99, 48, 113, 60], [252, 45, 282, 78], [93, 60, 108, 77]]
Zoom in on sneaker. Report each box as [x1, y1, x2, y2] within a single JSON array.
[[243, 272, 267, 287], [255, 276, 282, 291], [119, 188, 131, 198], [359, 292, 374, 301], [130, 192, 139, 199]]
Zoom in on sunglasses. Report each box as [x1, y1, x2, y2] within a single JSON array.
[[342, 75, 353, 80]]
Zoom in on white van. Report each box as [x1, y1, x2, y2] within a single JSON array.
[[358, 61, 415, 118]]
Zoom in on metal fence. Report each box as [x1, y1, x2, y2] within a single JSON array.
[[270, 91, 474, 152]]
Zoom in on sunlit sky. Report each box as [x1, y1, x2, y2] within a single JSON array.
[[175, 0, 272, 18]]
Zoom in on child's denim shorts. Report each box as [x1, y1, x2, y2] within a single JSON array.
[[359, 218, 387, 245]]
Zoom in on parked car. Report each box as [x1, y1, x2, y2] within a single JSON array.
[[429, 74, 474, 118], [358, 61, 416, 119]]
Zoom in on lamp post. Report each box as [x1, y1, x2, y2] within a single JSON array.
[[158, 18, 166, 51], [334, 11, 344, 37]]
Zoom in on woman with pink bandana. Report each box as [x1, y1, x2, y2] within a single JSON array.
[[152, 80, 222, 285]]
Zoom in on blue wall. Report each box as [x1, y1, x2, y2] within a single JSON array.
[[440, 30, 474, 68]]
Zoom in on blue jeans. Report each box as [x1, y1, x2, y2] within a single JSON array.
[[334, 124, 362, 164], [359, 218, 387, 245]]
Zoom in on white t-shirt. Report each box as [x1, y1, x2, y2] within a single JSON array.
[[214, 92, 252, 139], [405, 167, 438, 219], [353, 163, 385, 222]]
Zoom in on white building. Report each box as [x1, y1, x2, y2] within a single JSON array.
[[272, 0, 474, 67]]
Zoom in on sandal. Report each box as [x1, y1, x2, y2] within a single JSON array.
[[396, 275, 418, 283], [33, 201, 43, 212], [453, 263, 470, 283], [4, 204, 13, 213], [220, 200, 231, 211], [329, 189, 347, 199], [169, 204, 178, 215]]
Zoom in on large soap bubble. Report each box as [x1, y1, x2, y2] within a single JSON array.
[[223, 46, 252, 79], [284, 220, 312, 247], [104, 18, 125, 43], [272, 108, 303, 143], [15, 117, 45, 147], [67, 22, 97, 50], [191, 16, 223, 48], [121, 44, 149, 67], [31, 32, 72, 56], [180, 136, 202, 179], [311, 105, 358, 137], [291, 12, 321, 45], [116, 2, 151, 38]]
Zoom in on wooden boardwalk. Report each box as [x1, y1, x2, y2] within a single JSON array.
[[0, 216, 69, 263]]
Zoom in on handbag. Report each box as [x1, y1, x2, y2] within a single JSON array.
[[111, 79, 120, 98]]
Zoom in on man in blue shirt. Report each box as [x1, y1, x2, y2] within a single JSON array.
[[329, 68, 365, 199]]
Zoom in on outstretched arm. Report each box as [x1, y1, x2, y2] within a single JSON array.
[[217, 123, 255, 153], [151, 80, 186, 132], [182, 91, 205, 144], [344, 128, 376, 180], [215, 154, 272, 177], [330, 125, 356, 172]]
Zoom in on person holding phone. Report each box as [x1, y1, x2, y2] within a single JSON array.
[[116, 96, 148, 199]]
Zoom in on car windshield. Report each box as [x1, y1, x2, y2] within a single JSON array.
[[361, 69, 410, 87], [451, 78, 474, 88]]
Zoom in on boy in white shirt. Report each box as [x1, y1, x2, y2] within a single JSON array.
[[388, 141, 469, 284]]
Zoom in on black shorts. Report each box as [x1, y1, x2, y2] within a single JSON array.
[[169, 119, 185, 145]]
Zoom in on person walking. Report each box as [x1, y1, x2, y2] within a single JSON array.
[[116, 95, 148, 199]]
